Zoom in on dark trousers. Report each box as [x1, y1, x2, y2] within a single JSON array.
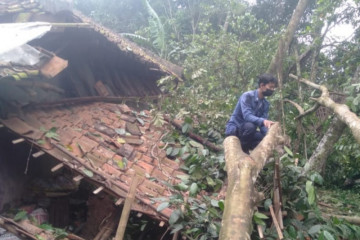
[[225, 122, 265, 153]]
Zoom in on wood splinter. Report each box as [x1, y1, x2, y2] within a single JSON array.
[[115, 198, 124, 206], [93, 186, 104, 195], [73, 175, 84, 182], [32, 151, 45, 158], [257, 225, 264, 239], [12, 138, 25, 144], [51, 163, 64, 172]]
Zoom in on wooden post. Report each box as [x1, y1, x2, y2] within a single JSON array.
[[273, 157, 284, 229], [114, 174, 140, 240], [269, 205, 283, 239]]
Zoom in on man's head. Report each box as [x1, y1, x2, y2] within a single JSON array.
[[257, 73, 277, 97]]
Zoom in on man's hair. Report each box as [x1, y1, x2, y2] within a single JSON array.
[[257, 73, 278, 87]]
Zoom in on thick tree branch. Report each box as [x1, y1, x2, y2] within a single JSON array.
[[290, 73, 360, 144], [284, 99, 304, 115], [268, 0, 310, 74]]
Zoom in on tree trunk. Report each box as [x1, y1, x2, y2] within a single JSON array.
[[220, 123, 284, 240], [303, 117, 346, 174], [267, 0, 310, 75]]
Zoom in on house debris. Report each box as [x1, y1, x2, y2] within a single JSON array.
[[0, 0, 188, 239]]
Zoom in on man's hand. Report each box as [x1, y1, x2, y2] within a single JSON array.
[[263, 119, 275, 128]]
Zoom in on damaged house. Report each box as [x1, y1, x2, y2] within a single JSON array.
[[0, 0, 188, 239]]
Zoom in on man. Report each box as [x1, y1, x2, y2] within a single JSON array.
[[225, 73, 277, 153]]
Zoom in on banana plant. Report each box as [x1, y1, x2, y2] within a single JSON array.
[[143, 0, 166, 57]]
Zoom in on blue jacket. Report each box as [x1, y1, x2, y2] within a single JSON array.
[[226, 89, 269, 135]]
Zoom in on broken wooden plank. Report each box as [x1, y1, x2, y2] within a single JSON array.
[[12, 138, 25, 144], [114, 174, 141, 240], [93, 186, 104, 195], [73, 175, 84, 182], [115, 198, 124, 206], [40, 55, 68, 79], [32, 151, 45, 158], [51, 163, 64, 172]]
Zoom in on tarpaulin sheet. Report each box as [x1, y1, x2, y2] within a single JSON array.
[[0, 22, 52, 65]]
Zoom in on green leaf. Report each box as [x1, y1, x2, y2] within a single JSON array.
[[117, 160, 124, 169], [140, 222, 147, 231], [189, 183, 198, 196], [306, 180, 315, 205], [218, 200, 224, 211], [287, 225, 297, 238], [308, 224, 322, 235], [171, 148, 180, 157], [309, 172, 324, 185], [206, 177, 216, 186], [170, 223, 184, 234], [166, 147, 173, 156], [210, 199, 219, 207], [189, 140, 203, 148], [169, 209, 181, 225], [176, 182, 188, 191], [323, 231, 335, 240], [39, 224, 54, 231], [36, 235, 46, 240], [284, 146, 293, 157], [157, 202, 169, 212], [254, 211, 269, 219], [182, 123, 190, 133], [264, 199, 272, 210], [253, 213, 266, 226], [14, 210, 27, 221], [82, 168, 94, 177]]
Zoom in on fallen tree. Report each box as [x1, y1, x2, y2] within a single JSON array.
[[289, 73, 360, 145], [219, 123, 284, 240]]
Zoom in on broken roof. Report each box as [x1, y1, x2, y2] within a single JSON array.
[[1, 101, 184, 220], [0, 0, 183, 100], [0, 0, 190, 224]]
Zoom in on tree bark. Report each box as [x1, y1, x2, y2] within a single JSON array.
[[290, 74, 360, 145], [267, 0, 310, 75], [303, 117, 346, 174], [219, 123, 284, 240]]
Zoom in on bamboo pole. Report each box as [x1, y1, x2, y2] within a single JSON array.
[[50, 23, 91, 28], [114, 174, 141, 240], [269, 205, 283, 239]]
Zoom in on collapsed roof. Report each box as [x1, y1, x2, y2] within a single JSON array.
[[0, 0, 187, 233], [0, 0, 183, 111]]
